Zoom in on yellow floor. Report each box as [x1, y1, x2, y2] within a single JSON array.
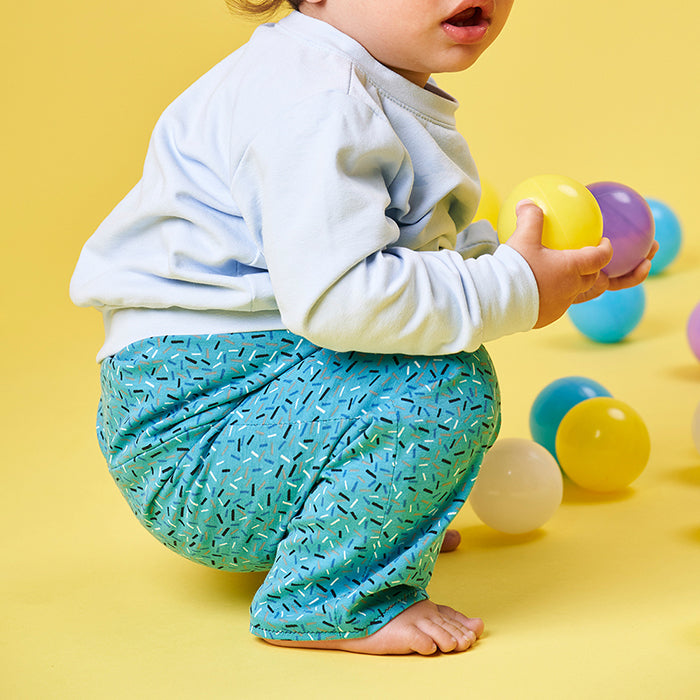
[[4, 1, 700, 698], [6, 262, 699, 699]]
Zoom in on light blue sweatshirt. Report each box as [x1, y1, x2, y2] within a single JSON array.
[[70, 11, 539, 361]]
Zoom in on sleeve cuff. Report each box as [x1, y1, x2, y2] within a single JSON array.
[[465, 244, 540, 347]]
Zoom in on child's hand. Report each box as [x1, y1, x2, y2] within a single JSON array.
[[505, 200, 614, 329], [604, 239, 658, 292]]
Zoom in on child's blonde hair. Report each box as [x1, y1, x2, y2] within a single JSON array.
[[226, 0, 301, 18]]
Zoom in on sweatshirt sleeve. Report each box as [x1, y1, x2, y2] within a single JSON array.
[[231, 91, 538, 355]]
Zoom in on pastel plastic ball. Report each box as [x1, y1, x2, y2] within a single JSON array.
[[555, 397, 651, 492], [647, 198, 682, 275], [687, 301, 700, 361], [530, 377, 612, 460], [586, 182, 654, 278], [692, 403, 700, 455], [470, 438, 563, 534], [498, 174, 603, 250], [568, 285, 645, 343], [474, 178, 500, 229]]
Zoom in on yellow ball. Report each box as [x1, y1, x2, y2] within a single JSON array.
[[555, 397, 651, 492], [497, 174, 603, 249], [473, 178, 500, 229]]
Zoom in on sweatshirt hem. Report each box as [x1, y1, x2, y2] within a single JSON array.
[[97, 307, 286, 361]]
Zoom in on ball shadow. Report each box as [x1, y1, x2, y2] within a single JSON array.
[[681, 525, 700, 547], [668, 464, 700, 488], [458, 524, 547, 550], [540, 330, 641, 354], [561, 480, 636, 505], [665, 364, 700, 383]]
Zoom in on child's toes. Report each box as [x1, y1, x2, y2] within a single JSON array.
[[414, 619, 457, 653], [437, 604, 484, 638], [441, 620, 477, 651], [458, 628, 478, 651], [407, 626, 439, 656]]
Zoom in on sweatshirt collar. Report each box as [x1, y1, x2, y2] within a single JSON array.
[[276, 11, 460, 125]]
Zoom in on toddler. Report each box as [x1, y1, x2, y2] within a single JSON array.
[[70, 0, 653, 655]]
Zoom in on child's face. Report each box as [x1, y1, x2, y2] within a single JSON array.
[[300, 0, 515, 86]]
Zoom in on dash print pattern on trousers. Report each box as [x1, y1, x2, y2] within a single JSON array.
[[98, 331, 500, 640]]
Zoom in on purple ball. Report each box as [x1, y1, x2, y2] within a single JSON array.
[[688, 302, 700, 362], [587, 181, 655, 278]]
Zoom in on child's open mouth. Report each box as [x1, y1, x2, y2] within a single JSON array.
[[446, 7, 484, 28], [442, 3, 491, 44]]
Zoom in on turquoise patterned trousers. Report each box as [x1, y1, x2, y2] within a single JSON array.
[[97, 331, 500, 640]]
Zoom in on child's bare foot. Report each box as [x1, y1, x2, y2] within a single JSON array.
[[262, 600, 484, 655]]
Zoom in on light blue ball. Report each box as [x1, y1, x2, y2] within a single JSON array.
[[568, 285, 646, 343], [647, 198, 682, 275], [530, 376, 612, 460]]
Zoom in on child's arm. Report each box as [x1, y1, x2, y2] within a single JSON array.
[[232, 92, 539, 356], [505, 200, 655, 329]]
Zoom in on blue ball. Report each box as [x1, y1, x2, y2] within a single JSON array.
[[568, 285, 646, 343], [530, 377, 612, 460], [647, 198, 682, 275]]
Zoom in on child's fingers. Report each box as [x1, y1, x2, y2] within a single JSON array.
[[573, 237, 613, 275], [608, 257, 652, 291], [573, 272, 609, 303]]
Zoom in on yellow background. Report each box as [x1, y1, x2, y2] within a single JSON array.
[[3, 1, 699, 697]]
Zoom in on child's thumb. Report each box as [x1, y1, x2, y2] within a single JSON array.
[[511, 199, 544, 244]]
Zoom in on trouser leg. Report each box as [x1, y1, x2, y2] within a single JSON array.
[[249, 346, 500, 640], [97, 333, 500, 640]]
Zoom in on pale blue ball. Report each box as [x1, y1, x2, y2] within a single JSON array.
[[568, 285, 646, 343], [530, 377, 612, 460], [647, 198, 682, 275]]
